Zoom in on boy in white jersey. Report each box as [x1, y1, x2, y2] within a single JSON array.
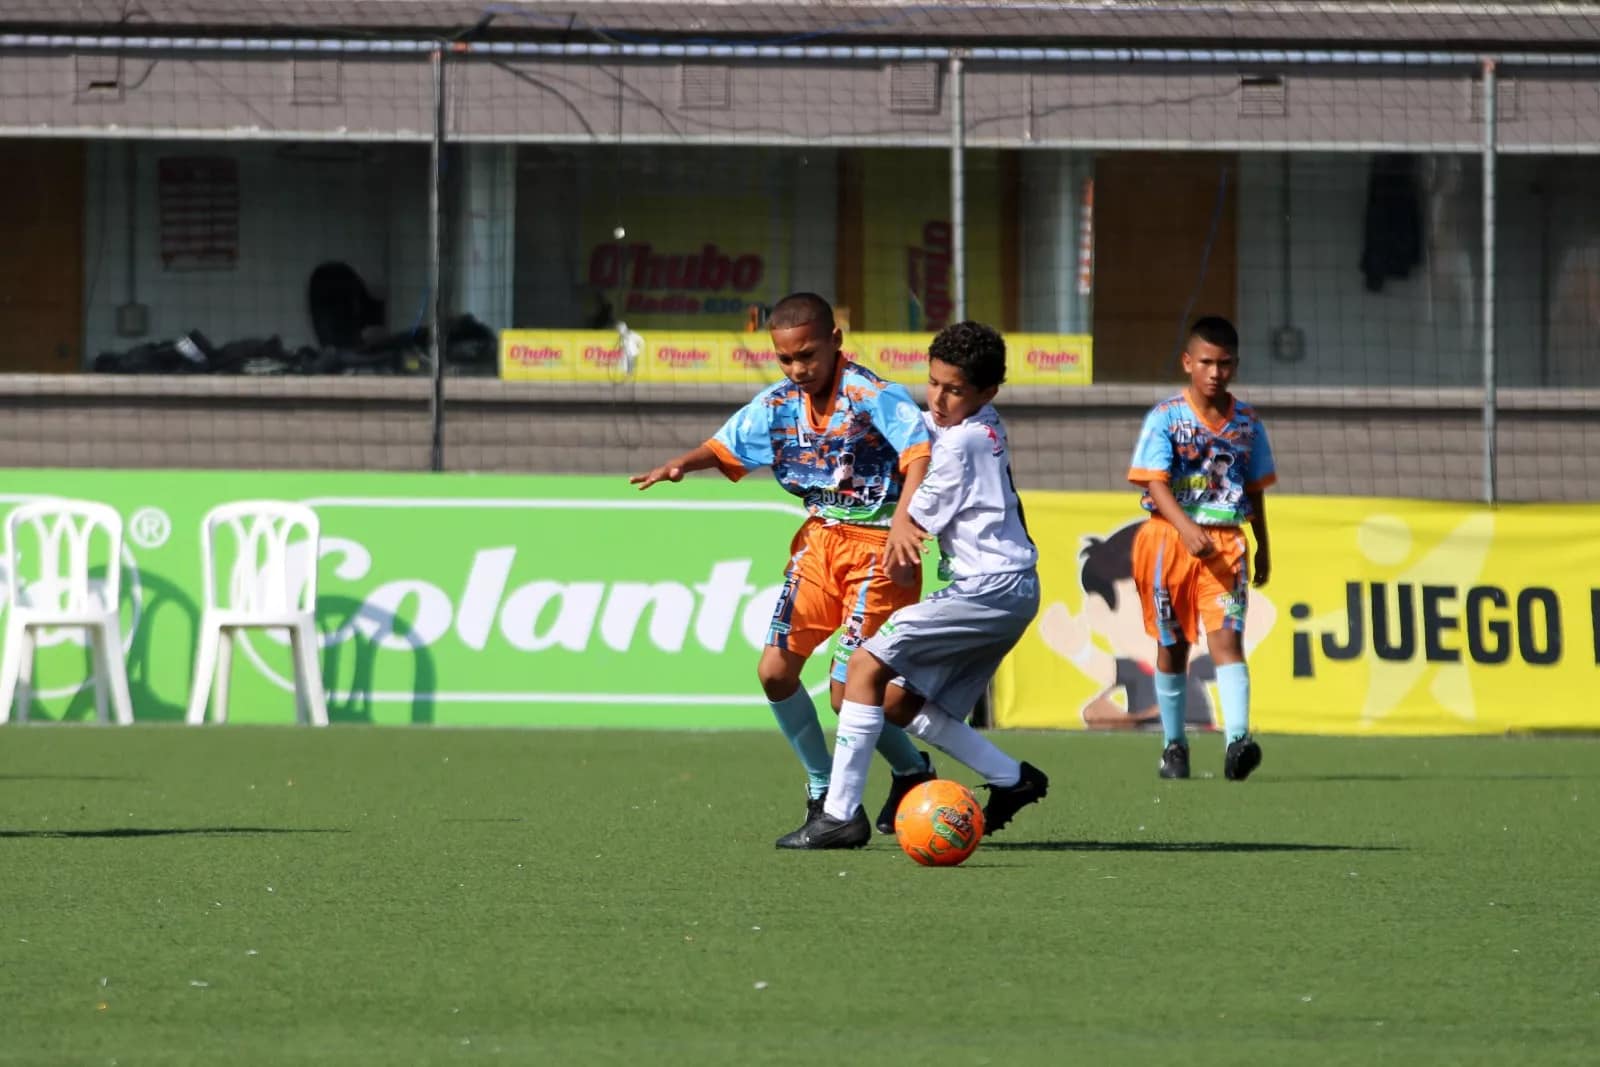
[[1127, 315, 1275, 782], [777, 321, 1049, 849]]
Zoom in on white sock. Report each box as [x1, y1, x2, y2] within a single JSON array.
[[907, 704, 1021, 787], [823, 700, 884, 821]]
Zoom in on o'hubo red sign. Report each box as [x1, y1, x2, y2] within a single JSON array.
[[587, 242, 765, 319]]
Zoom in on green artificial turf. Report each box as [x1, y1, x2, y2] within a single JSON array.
[[1, 728, 1596, 1065]]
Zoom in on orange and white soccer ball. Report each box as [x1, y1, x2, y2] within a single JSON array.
[[894, 779, 985, 866]]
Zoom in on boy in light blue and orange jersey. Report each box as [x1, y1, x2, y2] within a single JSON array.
[[1127, 315, 1275, 782], [632, 292, 938, 844]]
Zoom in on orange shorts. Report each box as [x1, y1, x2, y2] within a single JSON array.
[[1131, 518, 1251, 647], [768, 518, 920, 682]]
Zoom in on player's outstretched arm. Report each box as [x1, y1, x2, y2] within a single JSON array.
[[1247, 490, 1271, 587], [630, 443, 719, 490]]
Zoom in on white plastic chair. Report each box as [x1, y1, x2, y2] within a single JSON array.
[[187, 501, 328, 727], [0, 499, 135, 725]]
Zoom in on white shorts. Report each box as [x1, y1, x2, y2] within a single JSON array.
[[862, 569, 1040, 718]]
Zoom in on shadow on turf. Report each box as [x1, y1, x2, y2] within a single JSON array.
[[1257, 773, 1596, 783], [0, 775, 144, 782], [0, 827, 349, 839], [982, 839, 1404, 853]]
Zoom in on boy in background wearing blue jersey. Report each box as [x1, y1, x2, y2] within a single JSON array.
[[1127, 316, 1275, 781]]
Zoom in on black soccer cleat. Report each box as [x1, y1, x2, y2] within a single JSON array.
[[982, 761, 1049, 833], [775, 804, 872, 850], [875, 751, 936, 834], [1224, 737, 1263, 781], [1159, 741, 1191, 780]]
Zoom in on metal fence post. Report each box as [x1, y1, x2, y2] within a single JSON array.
[[1481, 57, 1499, 505], [949, 52, 966, 325], [428, 47, 447, 473]]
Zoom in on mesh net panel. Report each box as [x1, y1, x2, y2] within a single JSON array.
[[0, 2, 1594, 501]]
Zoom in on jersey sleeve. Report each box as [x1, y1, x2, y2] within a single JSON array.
[[1127, 407, 1172, 485], [705, 397, 774, 481], [1245, 418, 1277, 492], [866, 381, 932, 473], [906, 432, 970, 536]]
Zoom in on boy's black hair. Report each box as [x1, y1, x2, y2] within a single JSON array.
[[1078, 521, 1141, 610], [929, 320, 1007, 391], [1188, 315, 1239, 355], [768, 292, 836, 332]]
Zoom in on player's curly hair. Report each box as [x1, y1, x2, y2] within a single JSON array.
[[929, 320, 1007, 391]]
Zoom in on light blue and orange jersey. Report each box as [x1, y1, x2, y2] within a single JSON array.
[[705, 361, 932, 526], [1128, 390, 1276, 527]]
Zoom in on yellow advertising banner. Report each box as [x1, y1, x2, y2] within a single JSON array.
[[500, 331, 631, 382], [500, 329, 1093, 389], [995, 493, 1600, 736], [842, 333, 1095, 388], [498, 331, 751, 385], [841, 332, 935, 385], [632, 337, 734, 385], [1004, 334, 1094, 386]]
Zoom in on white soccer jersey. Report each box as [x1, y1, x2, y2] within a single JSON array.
[[906, 406, 1038, 580]]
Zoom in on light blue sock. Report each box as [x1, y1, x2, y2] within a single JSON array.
[[1155, 670, 1188, 747], [875, 722, 930, 777], [769, 687, 831, 799], [1216, 662, 1251, 743]]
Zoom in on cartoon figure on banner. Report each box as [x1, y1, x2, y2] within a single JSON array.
[[1037, 519, 1277, 731]]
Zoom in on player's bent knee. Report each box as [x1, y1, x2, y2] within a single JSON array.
[[846, 645, 891, 684], [1206, 627, 1245, 663], [882, 684, 924, 727], [755, 651, 804, 701], [757, 671, 800, 701], [1156, 640, 1192, 674]]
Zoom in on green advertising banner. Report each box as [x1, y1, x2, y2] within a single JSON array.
[[0, 471, 839, 727]]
